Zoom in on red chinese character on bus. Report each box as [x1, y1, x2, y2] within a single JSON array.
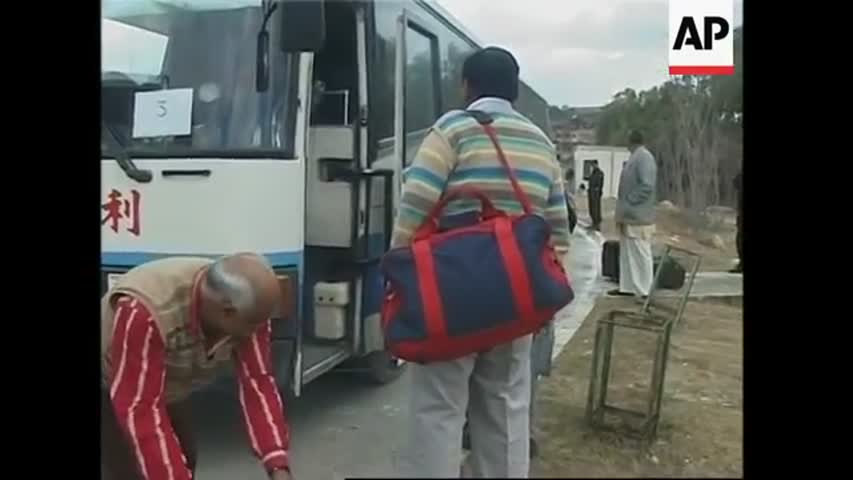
[[101, 189, 142, 236]]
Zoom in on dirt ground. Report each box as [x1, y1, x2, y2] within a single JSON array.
[[575, 196, 739, 272], [531, 196, 743, 477], [531, 295, 743, 478]]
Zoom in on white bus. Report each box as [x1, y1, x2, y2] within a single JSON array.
[[101, 0, 553, 396]]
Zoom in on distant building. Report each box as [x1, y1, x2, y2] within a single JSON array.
[[550, 105, 604, 172], [570, 145, 630, 199], [552, 123, 574, 168]]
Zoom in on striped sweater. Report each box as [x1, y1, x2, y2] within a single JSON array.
[[390, 99, 571, 254]]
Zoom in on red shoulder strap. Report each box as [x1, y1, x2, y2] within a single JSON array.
[[468, 111, 533, 215]]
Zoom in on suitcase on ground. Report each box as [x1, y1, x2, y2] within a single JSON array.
[[654, 255, 686, 290], [601, 241, 686, 290], [602, 240, 620, 280]]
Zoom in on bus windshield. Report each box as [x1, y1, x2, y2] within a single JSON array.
[[101, 0, 298, 157]]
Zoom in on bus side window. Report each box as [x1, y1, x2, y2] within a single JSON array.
[[404, 24, 440, 166]]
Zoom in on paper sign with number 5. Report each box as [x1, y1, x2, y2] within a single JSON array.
[[132, 88, 193, 138], [157, 99, 168, 118]]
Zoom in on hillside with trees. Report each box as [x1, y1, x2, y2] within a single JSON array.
[[596, 27, 743, 210]]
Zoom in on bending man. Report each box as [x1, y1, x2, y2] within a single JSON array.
[[101, 254, 293, 480]]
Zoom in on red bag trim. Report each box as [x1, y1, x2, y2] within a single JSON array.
[[494, 217, 536, 322], [390, 307, 559, 363], [480, 122, 534, 215], [412, 240, 447, 339], [414, 185, 501, 241]]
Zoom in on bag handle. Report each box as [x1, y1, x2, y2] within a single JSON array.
[[467, 110, 534, 215], [413, 185, 503, 241]]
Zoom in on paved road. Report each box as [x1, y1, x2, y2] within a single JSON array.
[[192, 371, 409, 480], [192, 228, 604, 480]]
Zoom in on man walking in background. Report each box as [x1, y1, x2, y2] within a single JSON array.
[[565, 167, 576, 196], [609, 130, 657, 298], [587, 160, 604, 231], [565, 167, 578, 233]]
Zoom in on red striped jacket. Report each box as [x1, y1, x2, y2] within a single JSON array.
[[102, 258, 290, 479]]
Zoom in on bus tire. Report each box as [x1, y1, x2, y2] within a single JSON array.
[[363, 350, 406, 384]]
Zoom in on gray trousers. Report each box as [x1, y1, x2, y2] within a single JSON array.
[[401, 335, 533, 478], [530, 372, 541, 440], [529, 321, 554, 440]]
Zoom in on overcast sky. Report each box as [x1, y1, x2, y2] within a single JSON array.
[[436, 0, 743, 107]]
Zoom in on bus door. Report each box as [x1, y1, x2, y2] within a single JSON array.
[[301, 1, 394, 388]]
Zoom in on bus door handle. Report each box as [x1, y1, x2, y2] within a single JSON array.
[[329, 167, 395, 262], [161, 169, 212, 178]]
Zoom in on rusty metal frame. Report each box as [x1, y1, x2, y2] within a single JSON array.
[[584, 245, 701, 442]]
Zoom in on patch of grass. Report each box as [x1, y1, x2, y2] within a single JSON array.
[[532, 297, 742, 478]]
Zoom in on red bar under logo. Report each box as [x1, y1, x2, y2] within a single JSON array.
[[669, 65, 735, 75]]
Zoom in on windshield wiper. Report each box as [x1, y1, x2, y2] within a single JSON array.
[[101, 123, 153, 183]]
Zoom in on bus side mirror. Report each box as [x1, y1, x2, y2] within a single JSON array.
[[279, 0, 326, 53]]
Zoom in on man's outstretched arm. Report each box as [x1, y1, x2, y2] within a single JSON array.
[[234, 320, 292, 479], [109, 296, 194, 480]]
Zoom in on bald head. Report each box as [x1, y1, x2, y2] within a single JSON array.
[[200, 253, 281, 337]]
